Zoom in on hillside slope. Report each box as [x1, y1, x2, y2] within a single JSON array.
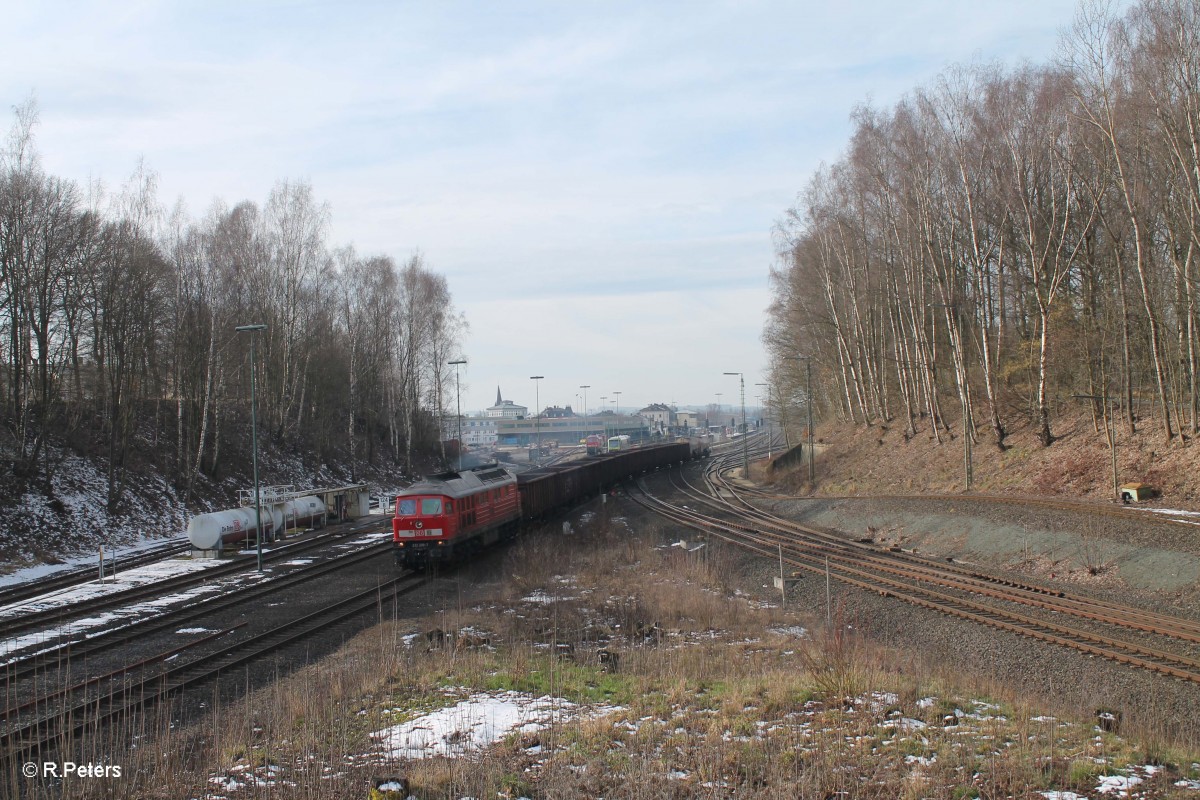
[[0, 433, 437, 576], [780, 410, 1200, 507]]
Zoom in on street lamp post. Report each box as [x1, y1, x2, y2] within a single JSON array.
[[724, 372, 748, 476], [612, 391, 621, 439], [449, 359, 466, 470], [1073, 393, 1120, 501], [235, 323, 267, 572], [579, 385, 590, 440], [530, 375, 544, 463]]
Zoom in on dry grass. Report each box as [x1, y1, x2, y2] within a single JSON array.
[[782, 408, 1200, 507], [12, 515, 1200, 799]]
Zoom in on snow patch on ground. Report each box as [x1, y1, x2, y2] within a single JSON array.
[[0, 529, 392, 663], [767, 625, 809, 638], [1137, 507, 1200, 518], [0, 535, 188, 588], [521, 590, 576, 604], [0, 447, 193, 573], [372, 691, 612, 759]]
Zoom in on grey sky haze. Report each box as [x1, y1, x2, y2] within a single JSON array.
[[3, 0, 1088, 416]]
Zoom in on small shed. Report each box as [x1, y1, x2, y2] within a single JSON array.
[[1119, 482, 1154, 504]]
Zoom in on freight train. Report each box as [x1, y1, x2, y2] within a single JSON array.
[[392, 441, 704, 569]]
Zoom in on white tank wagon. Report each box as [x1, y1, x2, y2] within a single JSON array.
[[280, 495, 328, 531], [187, 506, 284, 551]]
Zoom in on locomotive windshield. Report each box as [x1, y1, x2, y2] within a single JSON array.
[[397, 497, 443, 516]]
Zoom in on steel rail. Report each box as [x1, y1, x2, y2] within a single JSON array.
[[2, 575, 425, 758], [691, 458, 1200, 644], [630, 466, 1200, 685], [0, 540, 393, 684], [0, 524, 389, 641], [2, 624, 246, 721], [0, 542, 193, 609]]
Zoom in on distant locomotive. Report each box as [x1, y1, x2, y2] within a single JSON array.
[[392, 441, 700, 569], [607, 434, 631, 452], [585, 434, 606, 455]]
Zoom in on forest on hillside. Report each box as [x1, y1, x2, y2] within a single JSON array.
[[766, 0, 1200, 453], [0, 103, 465, 511]]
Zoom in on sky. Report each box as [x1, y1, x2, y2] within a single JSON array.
[[2, 0, 1090, 416]]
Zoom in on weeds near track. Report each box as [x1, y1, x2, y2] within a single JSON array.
[[13, 506, 1200, 798], [797, 601, 870, 700]]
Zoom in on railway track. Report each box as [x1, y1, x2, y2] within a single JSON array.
[[0, 540, 192, 609], [2, 521, 404, 769], [2, 573, 426, 759], [0, 521, 389, 642], [0, 510, 391, 625], [630, 451, 1200, 686], [701, 460, 1199, 639], [0, 539, 393, 682]]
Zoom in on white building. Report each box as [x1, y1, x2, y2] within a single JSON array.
[[486, 386, 528, 419], [638, 403, 675, 433], [442, 415, 498, 447]]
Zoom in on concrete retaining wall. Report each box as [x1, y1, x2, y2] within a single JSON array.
[[768, 443, 805, 474]]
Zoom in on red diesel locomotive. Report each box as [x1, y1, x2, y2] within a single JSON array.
[[392, 465, 520, 568]]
